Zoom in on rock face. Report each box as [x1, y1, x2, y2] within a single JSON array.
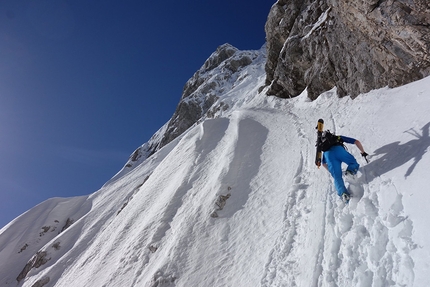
[[265, 0, 430, 99], [158, 43, 254, 148]]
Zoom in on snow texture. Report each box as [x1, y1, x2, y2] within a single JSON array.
[[1, 47, 430, 287]]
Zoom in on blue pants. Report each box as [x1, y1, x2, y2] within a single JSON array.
[[324, 145, 359, 196]]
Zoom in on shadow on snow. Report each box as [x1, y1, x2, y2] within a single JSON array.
[[361, 122, 430, 183]]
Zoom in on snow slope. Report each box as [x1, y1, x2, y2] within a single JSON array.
[[1, 47, 430, 286]]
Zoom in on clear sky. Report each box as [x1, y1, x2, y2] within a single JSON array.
[[0, 0, 273, 228]]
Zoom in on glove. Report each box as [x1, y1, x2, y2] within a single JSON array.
[[361, 152, 369, 163]]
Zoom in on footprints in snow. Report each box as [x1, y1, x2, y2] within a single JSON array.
[[261, 155, 311, 286], [262, 161, 416, 286], [322, 176, 415, 286]]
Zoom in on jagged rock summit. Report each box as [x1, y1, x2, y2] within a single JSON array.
[[265, 0, 430, 99], [157, 43, 257, 149]]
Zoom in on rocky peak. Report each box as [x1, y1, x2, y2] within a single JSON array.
[[118, 44, 263, 173], [265, 0, 430, 99], [158, 43, 259, 148], [201, 43, 238, 72]]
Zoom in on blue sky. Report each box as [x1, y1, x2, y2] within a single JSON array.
[[0, 0, 272, 228]]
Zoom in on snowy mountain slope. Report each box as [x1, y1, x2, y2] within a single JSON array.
[[1, 46, 430, 286], [0, 196, 91, 285]]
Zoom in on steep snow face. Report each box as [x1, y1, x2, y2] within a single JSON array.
[[1, 51, 430, 286]]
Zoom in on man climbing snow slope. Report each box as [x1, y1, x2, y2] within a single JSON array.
[[321, 131, 368, 203]]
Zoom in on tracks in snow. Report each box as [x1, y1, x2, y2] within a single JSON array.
[[261, 111, 416, 287]]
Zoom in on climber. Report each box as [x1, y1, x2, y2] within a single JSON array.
[[320, 131, 368, 202]]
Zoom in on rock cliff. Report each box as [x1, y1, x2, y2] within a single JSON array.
[[265, 0, 430, 99]]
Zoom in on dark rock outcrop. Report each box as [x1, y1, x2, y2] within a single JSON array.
[[31, 276, 50, 287], [17, 251, 50, 282], [265, 0, 430, 99], [158, 43, 253, 148], [60, 218, 74, 233]]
